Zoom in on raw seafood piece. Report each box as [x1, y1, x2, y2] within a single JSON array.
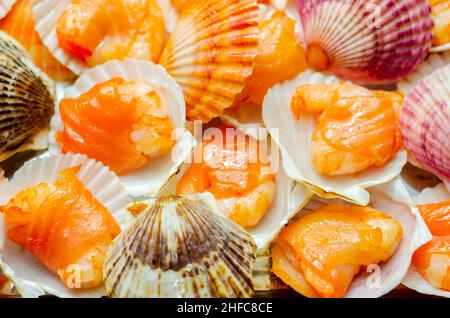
[[429, 0, 450, 51], [56, 78, 175, 176], [272, 204, 403, 298], [412, 200, 450, 291], [177, 128, 276, 228], [56, 0, 165, 66], [0, 166, 121, 289]]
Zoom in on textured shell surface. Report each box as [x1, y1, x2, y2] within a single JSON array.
[[0, 31, 55, 163], [104, 195, 257, 298], [0, 0, 16, 19], [296, 0, 434, 84], [399, 64, 450, 191], [398, 51, 450, 94], [159, 0, 260, 122]]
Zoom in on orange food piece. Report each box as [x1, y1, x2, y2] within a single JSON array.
[[413, 236, 450, 291], [56, 0, 165, 66], [291, 84, 403, 176], [429, 0, 450, 46], [176, 127, 275, 228], [0, 166, 121, 288], [272, 204, 403, 298], [307, 44, 329, 71], [418, 200, 450, 236], [0, 0, 75, 80], [56, 78, 174, 175], [235, 11, 307, 105]]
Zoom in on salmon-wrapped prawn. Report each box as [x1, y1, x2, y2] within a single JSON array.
[[413, 200, 450, 291], [290, 83, 403, 176], [56, 0, 165, 66], [272, 204, 403, 298], [0, 166, 121, 289], [56, 77, 175, 176], [177, 128, 276, 228]]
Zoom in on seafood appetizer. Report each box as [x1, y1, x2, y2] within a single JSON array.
[[296, 0, 433, 84], [160, 0, 260, 122], [429, 0, 450, 52], [403, 184, 450, 297], [50, 59, 195, 197], [0, 0, 74, 80], [103, 195, 257, 298], [0, 31, 55, 163], [0, 154, 130, 298], [177, 127, 276, 228], [400, 64, 450, 191], [33, 0, 165, 74], [263, 71, 407, 205], [272, 179, 431, 298], [174, 127, 312, 248]]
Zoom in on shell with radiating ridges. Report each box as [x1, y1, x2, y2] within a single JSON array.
[[0, 31, 55, 162], [159, 0, 259, 122], [399, 64, 450, 191], [103, 195, 257, 298], [296, 0, 433, 84]]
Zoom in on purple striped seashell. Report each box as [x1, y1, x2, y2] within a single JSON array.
[[296, 0, 434, 84], [400, 64, 450, 190]]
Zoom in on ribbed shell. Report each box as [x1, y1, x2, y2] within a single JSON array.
[[103, 195, 257, 298], [297, 0, 434, 84], [0, 31, 55, 162], [159, 0, 259, 122], [399, 64, 450, 190]]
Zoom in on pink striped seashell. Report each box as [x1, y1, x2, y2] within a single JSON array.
[[296, 0, 434, 84], [400, 64, 450, 190]]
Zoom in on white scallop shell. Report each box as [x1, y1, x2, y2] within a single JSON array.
[[49, 58, 196, 198], [398, 52, 450, 94], [0, 153, 132, 298], [103, 194, 257, 298], [292, 178, 432, 298], [402, 184, 450, 298], [262, 71, 407, 205], [0, 0, 16, 19]]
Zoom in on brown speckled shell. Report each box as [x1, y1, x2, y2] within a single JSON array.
[[103, 195, 257, 298], [0, 31, 55, 162]]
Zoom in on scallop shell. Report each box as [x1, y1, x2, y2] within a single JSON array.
[[402, 183, 450, 298], [103, 194, 257, 298], [0, 153, 132, 298], [398, 52, 450, 94], [0, 31, 55, 163], [399, 64, 450, 191], [262, 71, 407, 205], [0, 0, 75, 81], [296, 0, 433, 84], [159, 0, 260, 122], [285, 178, 431, 298], [157, 0, 179, 33], [0, 0, 16, 19], [49, 59, 196, 197]]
